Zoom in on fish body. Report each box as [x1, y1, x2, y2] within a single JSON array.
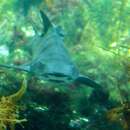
[[0, 10, 102, 88]]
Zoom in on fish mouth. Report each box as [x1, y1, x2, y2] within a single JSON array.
[[43, 72, 73, 83]]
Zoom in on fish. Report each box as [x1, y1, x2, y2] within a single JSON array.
[[0, 10, 102, 89]]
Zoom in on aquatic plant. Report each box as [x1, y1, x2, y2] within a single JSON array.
[[107, 103, 130, 130], [0, 78, 27, 130]]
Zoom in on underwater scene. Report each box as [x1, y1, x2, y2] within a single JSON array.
[[0, 0, 130, 130]]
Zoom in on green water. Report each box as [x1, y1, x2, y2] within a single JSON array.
[[0, 0, 129, 130]]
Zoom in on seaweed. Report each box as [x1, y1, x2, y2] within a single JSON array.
[[0, 78, 27, 130]]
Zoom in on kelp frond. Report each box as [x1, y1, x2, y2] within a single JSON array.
[[9, 78, 27, 102], [0, 79, 27, 130], [107, 103, 130, 130]]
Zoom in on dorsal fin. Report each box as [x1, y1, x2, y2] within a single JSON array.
[[40, 10, 52, 35]]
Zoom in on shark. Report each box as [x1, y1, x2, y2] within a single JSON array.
[[0, 10, 102, 89]]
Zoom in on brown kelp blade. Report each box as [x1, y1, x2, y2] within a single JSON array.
[[9, 77, 27, 102]]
